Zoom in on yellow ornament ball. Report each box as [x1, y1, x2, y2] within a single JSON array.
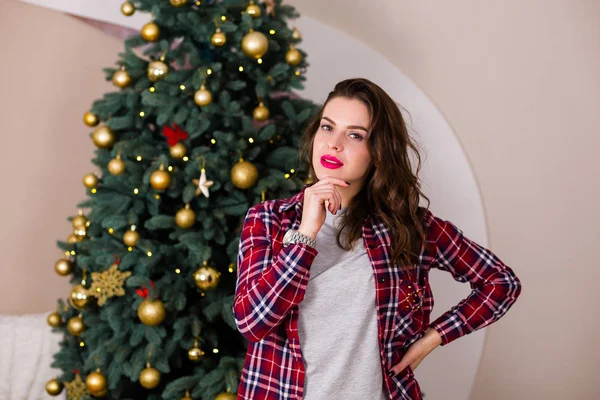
[[285, 46, 303, 66], [230, 159, 259, 189], [139, 365, 161, 389], [148, 60, 169, 82], [150, 165, 171, 190], [83, 111, 99, 127], [193, 263, 221, 290], [169, 142, 187, 159], [45, 378, 63, 396], [141, 22, 160, 42], [47, 311, 62, 328], [66, 234, 80, 244], [188, 345, 205, 362], [108, 156, 126, 176], [211, 29, 226, 47], [67, 316, 85, 336], [123, 229, 140, 247], [55, 258, 73, 276], [175, 204, 196, 229], [92, 125, 116, 148], [73, 227, 88, 241], [112, 69, 132, 88], [86, 370, 108, 397], [292, 27, 302, 41], [215, 392, 237, 400], [241, 30, 269, 59], [194, 85, 212, 107], [246, 2, 261, 18], [82, 173, 99, 189], [72, 214, 89, 230], [138, 299, 166, 326], [170, 0, 187, 6], [69, 284, 90, 310], [253, 103, 270, 121], [121, 1, 135, 16]]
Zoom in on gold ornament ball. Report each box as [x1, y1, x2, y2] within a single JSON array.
[[175, 205, 196, 229], [211, 30, 227, 47], [69, 284, 90, 310], [74, 227, 88, 241], [180, 392, 193, 400], [231, 160, 259, 189], [194, 86, 212, 107], [150, 168, 171, 190], [83, 173, 99, 189], [141, 22, 160, 42], [92, 125, 116, 148], [45, 378, 63, 396], [241, 30, 269, 59], [215, 393, 237, 400], [193, 265, 221, 290], [148, 60, 169, 82], [66, 234, 79, 244], [246, 3, 262, 18], [72, 214, 89, 230], [139, 366, 161, 389], [170, 0, 187, 6], [47, 311, 62, 328], [112, 69, 132, 88], [253, 104, 270, 121], [137, 299, 166, 326], [188, 346, 205, 362], [169, 142, 187, 159], [123, 229, 140, 247], [285, 47, 303, 66], [121, 1, 135, 16], [86, 370, 108, 397], [292, 27, 302, 41], [54, 258, 73, 276], [67, 316, 85, 336], [83, 111, 99, 127], [108, 157, 126, 176]]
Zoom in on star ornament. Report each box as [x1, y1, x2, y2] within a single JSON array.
[[193, 168, 214, 198], [88, 263, 132, 306], [64, 373, 89, 400]]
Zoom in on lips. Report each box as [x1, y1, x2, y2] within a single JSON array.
[[320, 155, 343, 169]]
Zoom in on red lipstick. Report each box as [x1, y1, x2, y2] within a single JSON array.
[[320, 155, 343, 169]]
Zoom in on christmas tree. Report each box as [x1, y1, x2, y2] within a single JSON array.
[[46, 0, 318, 398]]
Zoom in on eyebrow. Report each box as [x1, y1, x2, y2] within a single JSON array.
[[322, 116, 369, 133]]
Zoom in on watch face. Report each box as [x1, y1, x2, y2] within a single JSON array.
[[283, 229, 294, 244]]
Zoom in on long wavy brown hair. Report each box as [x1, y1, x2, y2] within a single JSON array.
[[299, 78, 431, 273]]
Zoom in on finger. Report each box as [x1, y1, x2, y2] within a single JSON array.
[[309, 189, 340, 213]]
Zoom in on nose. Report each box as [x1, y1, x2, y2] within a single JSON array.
[[327, 135, 342, 151]]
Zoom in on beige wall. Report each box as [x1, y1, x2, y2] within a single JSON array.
[[1, 0, 599, 399]]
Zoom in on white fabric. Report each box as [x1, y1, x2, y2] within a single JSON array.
[[0, 313, 64, 399]]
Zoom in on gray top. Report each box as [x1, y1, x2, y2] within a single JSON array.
[[297, 208, 388, 400]]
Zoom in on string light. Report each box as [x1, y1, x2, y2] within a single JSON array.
[[180, 84, 186, 90], [269, 29, 275, 34], [257, 58, 263, 64], [147, 251, 152, 257], [168, 166, 174, 172], [128, 247, 133, 252], [248, 138, 254, 143], [155, 194, 160, 199], [183, 156, 189, 161], [91, 188, 97, 194], [149, 87, 155, 92], [134, 188, 139, 194], [207, 68, 212, 75], [239, 66, 244, 72], [175, 268, 181, 274], [108, 228, 114, 234], [211, 139, 216, 144], [139, 111, 145, 117], [136, 156, 143, 161]]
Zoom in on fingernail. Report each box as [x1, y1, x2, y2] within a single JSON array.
[[387, 370, 394, 377], [345, 181, 350, 185], [338, 204, 342, 210]]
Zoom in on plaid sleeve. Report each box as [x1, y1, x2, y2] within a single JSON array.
[[233, 204, 319, 342], [427, 215, 522, 346]]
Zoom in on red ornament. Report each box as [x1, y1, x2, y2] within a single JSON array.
[[162, 124, 189, 146], [135, 281, 156, 298]]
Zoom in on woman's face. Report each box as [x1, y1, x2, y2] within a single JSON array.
[[312, 96, 372, 186]]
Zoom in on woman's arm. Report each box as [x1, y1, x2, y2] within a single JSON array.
[[427, 216, 522, 346], [232, 204, 318, 342]]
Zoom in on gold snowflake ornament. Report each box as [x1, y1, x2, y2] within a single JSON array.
[[65, 373, 89, 400], [88, 263, 132, 306]]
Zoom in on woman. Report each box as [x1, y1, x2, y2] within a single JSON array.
[[233, 78, 522, 400]]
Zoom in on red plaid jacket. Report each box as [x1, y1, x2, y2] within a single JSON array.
[[233, 186, 522, 399]]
